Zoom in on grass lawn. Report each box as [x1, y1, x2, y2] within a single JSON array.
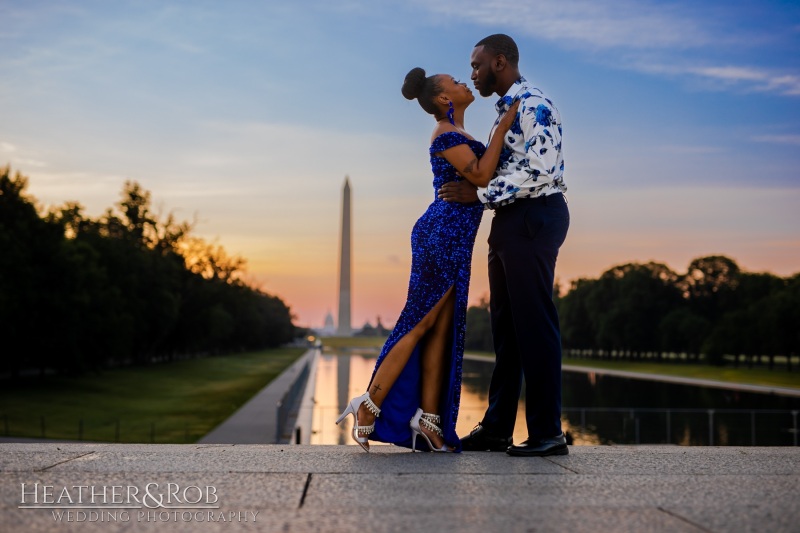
[[320, 336, 387, 349], [0, 348, 305, 443]]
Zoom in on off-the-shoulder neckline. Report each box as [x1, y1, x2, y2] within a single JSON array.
[[430, 131, 481, 145]]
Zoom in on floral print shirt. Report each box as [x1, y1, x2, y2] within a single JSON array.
[[478, 77, 567, 209]]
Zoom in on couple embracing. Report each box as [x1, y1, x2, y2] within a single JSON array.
[[336, 34, 570, 457]]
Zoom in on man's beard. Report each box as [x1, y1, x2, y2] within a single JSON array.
[[480, 70, 497, 97]]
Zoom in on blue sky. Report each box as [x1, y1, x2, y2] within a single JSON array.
[[1, 0, 798, 327]]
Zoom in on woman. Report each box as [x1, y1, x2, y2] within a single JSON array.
[[336, 67, 520, 452]]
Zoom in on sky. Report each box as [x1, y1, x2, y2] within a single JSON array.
[[1, 0, 799, 329]]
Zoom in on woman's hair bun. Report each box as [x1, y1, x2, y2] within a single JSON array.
[[402, 67, 427, 100]]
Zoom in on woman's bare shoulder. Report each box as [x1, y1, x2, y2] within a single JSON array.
[[429, 125, 478, 144], [430, 123, 458, 143]]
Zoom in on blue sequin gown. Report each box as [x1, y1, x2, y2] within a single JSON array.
[[367, 132, 485, 452]]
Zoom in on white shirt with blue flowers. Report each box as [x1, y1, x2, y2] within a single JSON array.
[[478, 77, 566, 209]]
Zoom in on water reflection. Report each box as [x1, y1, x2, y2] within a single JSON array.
[[310, 349, 381, 445], [560, 367, 799, 446], [307, 349, 598, 446], [304, 348, 799, 447]]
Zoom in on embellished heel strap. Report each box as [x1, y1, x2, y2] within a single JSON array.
[[419, 412, 443, 437], [421, 413, 440, 425], [364, 394, 381, 417], [355, 423, 374, 436]]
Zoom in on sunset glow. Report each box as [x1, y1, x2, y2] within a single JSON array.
[[2, 1, 798, 329]]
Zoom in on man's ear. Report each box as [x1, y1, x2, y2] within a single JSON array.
[[494, 54, 507, 72]]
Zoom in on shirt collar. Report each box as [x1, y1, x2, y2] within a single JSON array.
[[495, 76, 527, 113]]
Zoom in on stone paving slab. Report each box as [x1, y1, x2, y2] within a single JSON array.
[[286, 505, 707, 533], [7, 444, 563, 475], [1, 444, 798, 533], [0, 449, 96, 473], [2, 471, 301, 532], [547, 445, 800, 475]]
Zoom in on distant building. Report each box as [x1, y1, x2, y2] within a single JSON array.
[[355, 316, 392, 337], [318, 310, 336, 336]]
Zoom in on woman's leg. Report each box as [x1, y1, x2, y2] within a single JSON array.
[[418, 287, 455, 449], [357, 287, 455, 431]]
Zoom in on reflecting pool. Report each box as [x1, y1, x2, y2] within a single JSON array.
[[302, 347, 799, 447]]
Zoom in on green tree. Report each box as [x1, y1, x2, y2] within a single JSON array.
[[465, 296, 493, 352], [682, 255, 741, 322], [1, 168, 297, 376], [557, 278, 598, 356], [585, 262, 682, 359], [658, 308, 710, 361]]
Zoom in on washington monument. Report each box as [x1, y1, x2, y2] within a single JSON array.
[[336, 177, 352, 335]]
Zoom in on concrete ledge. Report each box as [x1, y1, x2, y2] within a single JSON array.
[[2, 444, 798, 532]]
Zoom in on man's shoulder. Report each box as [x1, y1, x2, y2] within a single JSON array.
[[517, 84, 560, 122], [519, 86, 556, 105], [514, 86, 552, 110]]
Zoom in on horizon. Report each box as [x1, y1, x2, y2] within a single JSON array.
[[2, 1, 798, 328], [6, 166, 796, 331]]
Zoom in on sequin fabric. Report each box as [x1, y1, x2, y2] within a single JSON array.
[[367, 132, 485, 451]]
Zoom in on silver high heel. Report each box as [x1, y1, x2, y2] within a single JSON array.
[[335, 392, 381, 452], [409, 408, 452, 452]]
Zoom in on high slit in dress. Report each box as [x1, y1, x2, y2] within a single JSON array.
[[367, 132, 485, 451]]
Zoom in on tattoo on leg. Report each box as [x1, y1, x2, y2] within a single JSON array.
[[463, 158, 477, 175]]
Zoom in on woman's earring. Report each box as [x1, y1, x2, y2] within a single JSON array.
[[447, 101, 455, 125]]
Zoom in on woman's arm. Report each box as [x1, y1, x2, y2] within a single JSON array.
[[437, 100, 520, 188]]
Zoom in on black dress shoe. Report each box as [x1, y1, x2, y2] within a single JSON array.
[[460, 424, 512, 451], [506, 433, 568, 457]]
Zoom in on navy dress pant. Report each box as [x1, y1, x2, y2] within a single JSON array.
[[481, 193, 570, 441]]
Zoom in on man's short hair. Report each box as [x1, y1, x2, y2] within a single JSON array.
[[475, 34, 519, 66]]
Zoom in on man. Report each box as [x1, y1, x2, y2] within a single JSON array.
[[439, 34, 570, 457]]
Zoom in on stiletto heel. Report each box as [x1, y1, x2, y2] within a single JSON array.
[[409, 408, 452, 452], [334, 403, 353, 426], [335, 392, 381, 452]]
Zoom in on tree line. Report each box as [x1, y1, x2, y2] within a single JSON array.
[[1, 166, 296, 377], [466, 256, 800, 370]]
